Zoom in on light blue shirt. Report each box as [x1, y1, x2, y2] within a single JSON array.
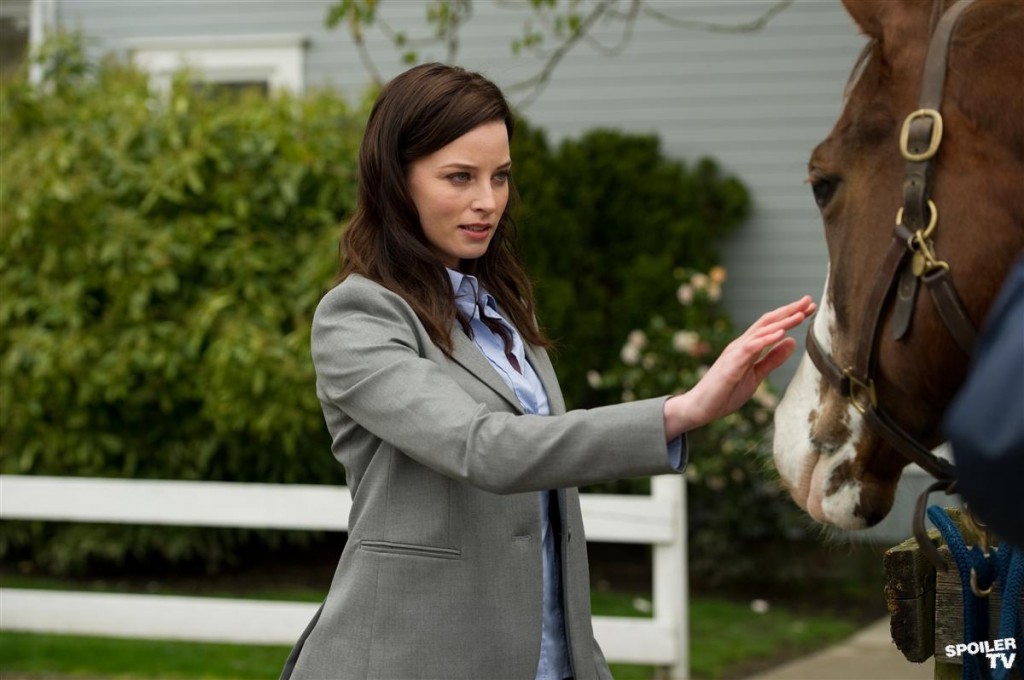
[[448, 268, 570, 680], [447, 268, 685, 680]]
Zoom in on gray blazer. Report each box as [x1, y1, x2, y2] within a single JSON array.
[[282, 274, 678, 680]]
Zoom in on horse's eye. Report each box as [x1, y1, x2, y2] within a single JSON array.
[[809, 171, 839, 209]]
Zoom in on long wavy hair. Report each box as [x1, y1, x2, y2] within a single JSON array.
[[339, 62, 551, 355]]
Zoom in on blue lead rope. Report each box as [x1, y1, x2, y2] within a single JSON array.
[[927, 506, 1023, 680], [997, 549, 1024, 679]]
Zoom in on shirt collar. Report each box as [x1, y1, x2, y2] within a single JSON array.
[[446, 268, 492, 320]]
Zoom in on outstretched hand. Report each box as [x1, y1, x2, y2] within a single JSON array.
[[663, 295, 816, 439]]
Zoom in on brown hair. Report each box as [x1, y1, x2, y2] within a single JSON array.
[[339, 62, 551, 355]]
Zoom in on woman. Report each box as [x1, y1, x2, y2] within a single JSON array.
[[281, 62, 814, 680]]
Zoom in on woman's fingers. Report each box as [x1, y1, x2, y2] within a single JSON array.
[[754, 296, 815, 329], [678, 296, 815, 428], [732, 298, 814, 366], [755, 337, 797, 377], [744, 298, 815, 343]]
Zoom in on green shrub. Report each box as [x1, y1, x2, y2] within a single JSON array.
[[1, 36, 759, 579], [512, 124, 750, 409], [1, 36, 355, 573], [593, 266, 809, 587]]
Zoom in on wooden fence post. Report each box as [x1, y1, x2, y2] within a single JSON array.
[[884, 507, 1023, 680]]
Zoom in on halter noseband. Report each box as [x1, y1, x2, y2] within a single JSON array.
[[803, 0, 979, 569]]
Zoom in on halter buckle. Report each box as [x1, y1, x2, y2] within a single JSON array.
[[908, 231, 950, 276], [895, 199, 938, 239], [897, 201, 950, 275], [900, 109, 944, 161], [842, 369, 877, 414]]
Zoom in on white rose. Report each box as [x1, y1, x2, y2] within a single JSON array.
[[626, 329, 647, 350], [620, 344, 640, 366], [672, 330, 700, 354]]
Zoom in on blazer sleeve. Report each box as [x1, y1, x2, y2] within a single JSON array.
[[311, 277, 678, 494]]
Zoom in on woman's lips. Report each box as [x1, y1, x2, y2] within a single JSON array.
[[459, 224, 492, 239]]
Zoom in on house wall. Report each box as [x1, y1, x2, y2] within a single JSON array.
[[55, 0, 867, 386]]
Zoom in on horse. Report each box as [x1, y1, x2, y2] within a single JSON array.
[[771, 0, 1024, 537]]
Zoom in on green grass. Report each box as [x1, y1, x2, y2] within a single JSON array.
[[0, 632, 288, 679], [599, 593, 859, 680], [687, 598, 857, 679], [0, 586, 859, 680]]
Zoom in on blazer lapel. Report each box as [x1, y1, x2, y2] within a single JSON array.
[[450, 329, 524, 414], [448, 315, 566, 418], [524, 343, 566, 416]]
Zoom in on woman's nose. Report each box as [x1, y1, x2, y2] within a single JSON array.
[[472, 185, 496, 213]]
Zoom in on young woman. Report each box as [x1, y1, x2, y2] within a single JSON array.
[[281, 62, 815, 680]]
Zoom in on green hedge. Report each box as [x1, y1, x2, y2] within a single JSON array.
[[512, 124, 749, 408], [1, 38, 352, 572], [594, 266, 809, 587], [2, 37, 764, 578]]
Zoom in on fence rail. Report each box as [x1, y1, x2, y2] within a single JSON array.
[[0, 474, 689, 676]]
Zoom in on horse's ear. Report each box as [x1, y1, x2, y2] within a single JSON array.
[[842, 0, 932, 43], [842, 0, 888, 38]]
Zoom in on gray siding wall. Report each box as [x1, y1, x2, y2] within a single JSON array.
[[57, 0, 867, 386]]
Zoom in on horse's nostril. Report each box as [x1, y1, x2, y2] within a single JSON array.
[[860, 507, 888, 527], [856, 481, 898, 527]]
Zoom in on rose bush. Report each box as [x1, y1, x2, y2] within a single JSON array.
[[592, 267, 810, 587]]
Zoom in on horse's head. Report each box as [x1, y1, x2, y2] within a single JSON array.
[[772, 0, 1024, 530]]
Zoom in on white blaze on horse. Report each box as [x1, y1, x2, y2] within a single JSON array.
[[772, 0, 1024, 533]]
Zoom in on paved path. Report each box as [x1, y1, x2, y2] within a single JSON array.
[[747, 617, 933, 680]]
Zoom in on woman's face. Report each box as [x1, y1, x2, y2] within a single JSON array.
[[406, 120, 511, 269]]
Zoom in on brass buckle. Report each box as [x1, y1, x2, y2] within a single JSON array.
[[908, 232, 950, 277], [843, 369, 877, 414], [970, 567, 994, 598], [911, 242, 950, 277], [900, 109, 944, 161], [895, 199, 939, 239], [898, 200, 949, 275]]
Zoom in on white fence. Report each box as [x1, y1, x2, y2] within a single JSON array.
[[0, 474, 689, 678]]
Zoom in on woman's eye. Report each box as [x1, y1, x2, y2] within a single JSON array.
[[809, 171, 839, 209], [493, 171, 511, 184], [447, 172, 470, 184]]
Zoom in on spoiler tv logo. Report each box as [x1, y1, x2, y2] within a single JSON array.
[[945, 637, 1017, 670]]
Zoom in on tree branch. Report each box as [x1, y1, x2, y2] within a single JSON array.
[[443, 0, 473, 63], [348, 12, 384, 86], [326, 0, 797, 109], [505, 0, 614, 109], [376, 18, 446, 50], [580, 0, 640, 57], [641, 0, 794, 34]]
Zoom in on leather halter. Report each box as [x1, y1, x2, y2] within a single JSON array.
[[803, 0, 980, 568]]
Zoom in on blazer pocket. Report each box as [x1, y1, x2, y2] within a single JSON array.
[[359, 539, 462, 560]]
